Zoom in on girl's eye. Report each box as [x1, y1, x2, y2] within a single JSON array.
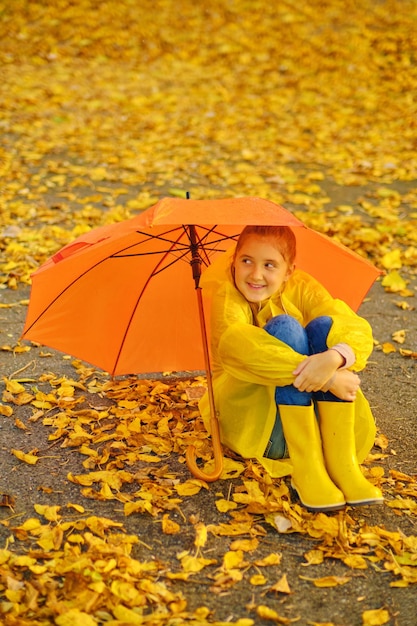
[[265, 262, 276, 269]]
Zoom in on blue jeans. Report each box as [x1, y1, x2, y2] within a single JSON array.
[[263, 315, 342, 460]]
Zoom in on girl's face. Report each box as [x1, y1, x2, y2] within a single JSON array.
[[233, 234, 293, 304]]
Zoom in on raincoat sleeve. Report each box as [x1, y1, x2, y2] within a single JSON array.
[[285, 271, 374, 371], [211, 281, 307, 385]]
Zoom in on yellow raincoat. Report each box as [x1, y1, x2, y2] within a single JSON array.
[[199, 248, 377, 478]]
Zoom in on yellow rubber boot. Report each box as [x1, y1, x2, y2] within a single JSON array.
[[317, 401, 383, 506], [278, 404, 345, 512]]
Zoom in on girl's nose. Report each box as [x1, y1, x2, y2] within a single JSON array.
[[250, 264, 263, 280]]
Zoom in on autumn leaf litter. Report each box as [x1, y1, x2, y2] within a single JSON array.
[[0, 1, 417, 625]]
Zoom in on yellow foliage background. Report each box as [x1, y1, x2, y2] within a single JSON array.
[[0, 1, 416, 625]]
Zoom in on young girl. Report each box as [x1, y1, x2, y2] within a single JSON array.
[[199, 225, 383, 512]]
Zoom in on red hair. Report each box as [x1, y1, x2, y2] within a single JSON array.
[[235, 225, 296, 266]]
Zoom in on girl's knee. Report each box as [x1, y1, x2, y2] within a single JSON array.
[[265, 314, 302, 335], [264, 315, 308, 354], [306, 315, 332, 334], [306, 316, 333, 354]]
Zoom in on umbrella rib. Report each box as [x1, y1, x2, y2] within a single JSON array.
[[196, 228, 240, 263], [130, 227, 238, 259], [111, 227, 239, 272]]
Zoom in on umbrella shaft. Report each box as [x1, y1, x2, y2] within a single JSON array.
[[185, 286, 223, 482], [188, 224, 202, 288], [196, 287, 216, 420]]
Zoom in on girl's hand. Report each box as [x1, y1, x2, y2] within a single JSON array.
[[327, 369, 361, 401], [292, 350, 344, 392]]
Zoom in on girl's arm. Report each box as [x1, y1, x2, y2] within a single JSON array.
[[292, 350, 360, 397], [217, 322, 306, 385]]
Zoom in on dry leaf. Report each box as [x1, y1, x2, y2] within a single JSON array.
[[392, 329, 406, 344], [302, 549, 324, 566], [381, 342, 396, 354], [250, 573, 268, 586], [362, 608, 390, 626], [381, 271, 407, 293], [256, 605, 291, 624], [300, 575, 351, 588], [11, 449, 39, 465], [0, 4, 416, 624], [268, 573, 292, 594]]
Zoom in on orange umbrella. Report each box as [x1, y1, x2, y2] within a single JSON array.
[[22, 196, 381, 481]]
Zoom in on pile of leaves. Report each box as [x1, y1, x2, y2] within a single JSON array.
[[0, 364, 416, 624]]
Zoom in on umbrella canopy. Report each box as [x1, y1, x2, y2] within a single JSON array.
[[22, 196, 381, 377]]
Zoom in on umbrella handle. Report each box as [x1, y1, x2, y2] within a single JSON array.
[[185, 413, 224, 482]]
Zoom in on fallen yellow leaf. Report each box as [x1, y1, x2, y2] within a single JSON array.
[[299, 575, 351, 587], [343, 554, 368, 569], [3, 378, 26, 394], [381, 342, 396, 354], [250, 573, 268, 585], [34, 504, 62, 522], [215, 498, 238, 513], [162, 513, 181, 535], [256, 604, 291, 624], [55, 608, 99, 626], [381, 248, 402, 270], [392, 329, 406, 344], [362, 608, 390, 626], [174, 479, 206, 496], [193, 521, 208, 548], [269, 573, 292, 594], [11, 449, 39, 465], [302, 549, 324, 566], [381, 271, 407, 293]]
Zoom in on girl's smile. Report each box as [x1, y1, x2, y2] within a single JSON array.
[[233, 234, 293, 304]]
